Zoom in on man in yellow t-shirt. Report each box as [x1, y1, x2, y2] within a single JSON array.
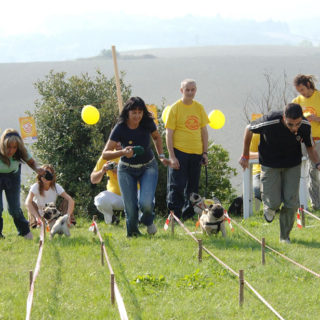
[[293, 74, 320, 210], [90, 157, 123, 224], [166, 79, 209, 219]]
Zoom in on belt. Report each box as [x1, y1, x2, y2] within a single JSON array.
[[120, 157, 154, 169]]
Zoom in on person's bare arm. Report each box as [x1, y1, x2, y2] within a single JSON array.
[[102, 139, 133, 160], [239, 125, 253, 169], [166, 128, 179, 169]]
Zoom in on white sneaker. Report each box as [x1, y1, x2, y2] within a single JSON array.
[[147, 223, 157, 235], [263, 206, 275, 223], [24, 232, 33, 240], [280, 238, 291, 244]]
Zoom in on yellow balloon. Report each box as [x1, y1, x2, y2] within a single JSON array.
[[81, 105, 100, 125], [161, 105, 171, 123], [208, 109, 225, 129]]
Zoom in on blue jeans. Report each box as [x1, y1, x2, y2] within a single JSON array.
[[0, 166, 30, 236], [167, 149, 202, 219], [118, 158, 158, 237]]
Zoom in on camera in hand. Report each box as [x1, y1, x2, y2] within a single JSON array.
[[44, 170, 53, 181], [132, 145, 144, 156], [106, 162, 117, 170]]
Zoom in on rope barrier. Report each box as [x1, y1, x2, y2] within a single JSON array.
[[229, 217, 320, 278], [171, 213, 285, 320], [26, 224, 45, 320], [302, 208, 320, 222], [91, 220, 128, 320]]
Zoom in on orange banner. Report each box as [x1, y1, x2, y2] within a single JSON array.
[[19, 116, 38, 144]]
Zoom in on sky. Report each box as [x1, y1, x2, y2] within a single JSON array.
[[1, 0, 319, 36]]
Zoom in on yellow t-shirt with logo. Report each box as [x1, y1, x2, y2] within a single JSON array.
[[292, 90, 320, 138], [250, 133, 261, 175], [165, 99, 209, 154], [93, 157, 121, 196]]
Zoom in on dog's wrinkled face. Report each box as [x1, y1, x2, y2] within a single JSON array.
[[43, 203, 58, 220], [209, 204, 224, 219]]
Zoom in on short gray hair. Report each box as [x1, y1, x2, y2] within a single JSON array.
[[181, 79, 197, 89]]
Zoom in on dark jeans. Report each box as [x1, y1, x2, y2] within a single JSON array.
[[0, 166, 30, 236], [167, 149, 202, 219]]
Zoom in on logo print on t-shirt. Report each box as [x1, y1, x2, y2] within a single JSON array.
[[185, 115, 200, 130], [302, 106, 316, 116]]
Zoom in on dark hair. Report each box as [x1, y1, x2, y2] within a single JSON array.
[[294, 74, 316, 90], [118, 97, 154, 128], [284, 103, 303, 119]]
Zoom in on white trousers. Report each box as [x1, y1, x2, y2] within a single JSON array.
[[94, 191, 124, 224]]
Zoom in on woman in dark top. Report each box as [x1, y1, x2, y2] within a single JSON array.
[[102, 97, 169, 237]]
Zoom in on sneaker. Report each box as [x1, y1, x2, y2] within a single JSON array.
[[263, 206, 275, 223], [0, 233, 5, 239], [280, 238, 291, 244], [147, 223, 157, 235], [23, 232, 33, 240]]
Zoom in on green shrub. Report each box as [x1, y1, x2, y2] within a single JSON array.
[[29, 70, 131, 217]]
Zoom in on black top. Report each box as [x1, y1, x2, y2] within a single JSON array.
[[110, 121, 157, 164], [249, 111, 313, 168]]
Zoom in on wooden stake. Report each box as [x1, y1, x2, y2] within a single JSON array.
[[111, 45, 123, 113], [110, 273, 115, 305], [198, 239, 202, 262], [101, 242, 105, 266], [29, 270, 33, 290], [239, 270, 244, 306], [261, 238, 266, 265], [301, 205, 305, 228]]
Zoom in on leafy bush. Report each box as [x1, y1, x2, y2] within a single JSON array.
[[29, 70, 131, 217]]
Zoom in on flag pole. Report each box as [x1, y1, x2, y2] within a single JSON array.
[[111, 45, 123, 113]]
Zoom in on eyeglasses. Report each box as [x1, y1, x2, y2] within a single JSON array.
[[43, 170, 53, 181]]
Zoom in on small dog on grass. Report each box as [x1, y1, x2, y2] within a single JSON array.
[[189, 192, 221, 216], [43, 202, 71, 239], [199, 203, 227, 237]]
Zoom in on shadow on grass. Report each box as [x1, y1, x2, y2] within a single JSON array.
[[105, 241, 143, 320], [47, 242, 62, 317], [47, 235, 100, 247], [291, 238, 320, 248]]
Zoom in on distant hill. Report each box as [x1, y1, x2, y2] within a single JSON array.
[[1, 45, 320, 191], [0, 14, 315, 63]]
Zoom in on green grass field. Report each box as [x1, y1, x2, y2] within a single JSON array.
[[1, 209, 320, 320]]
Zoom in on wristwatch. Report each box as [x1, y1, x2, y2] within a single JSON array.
[[158, 154, 165, 159]]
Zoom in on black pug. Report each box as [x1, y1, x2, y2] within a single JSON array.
[[228, 196, 243, 216]]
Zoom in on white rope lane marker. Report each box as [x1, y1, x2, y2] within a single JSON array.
[[26, 223, 45, 320], [171, 212, 285, 320], [230, 217, 320, 278]]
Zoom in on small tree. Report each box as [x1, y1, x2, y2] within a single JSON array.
[[243, 70, 295, 122], [30, 70, 131, 217]]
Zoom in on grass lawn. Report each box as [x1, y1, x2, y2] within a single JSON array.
[[1, 208, 320, 320]]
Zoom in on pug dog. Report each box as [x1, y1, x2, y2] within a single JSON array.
[[199, 203, 227, 237], [189, 192, 221, 216], [43, 202, 71, 239]]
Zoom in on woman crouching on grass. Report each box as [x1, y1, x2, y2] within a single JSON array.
[[0, 129, 45, 240], [102, 97, 170, 237], [25, 164, 76, 228]]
